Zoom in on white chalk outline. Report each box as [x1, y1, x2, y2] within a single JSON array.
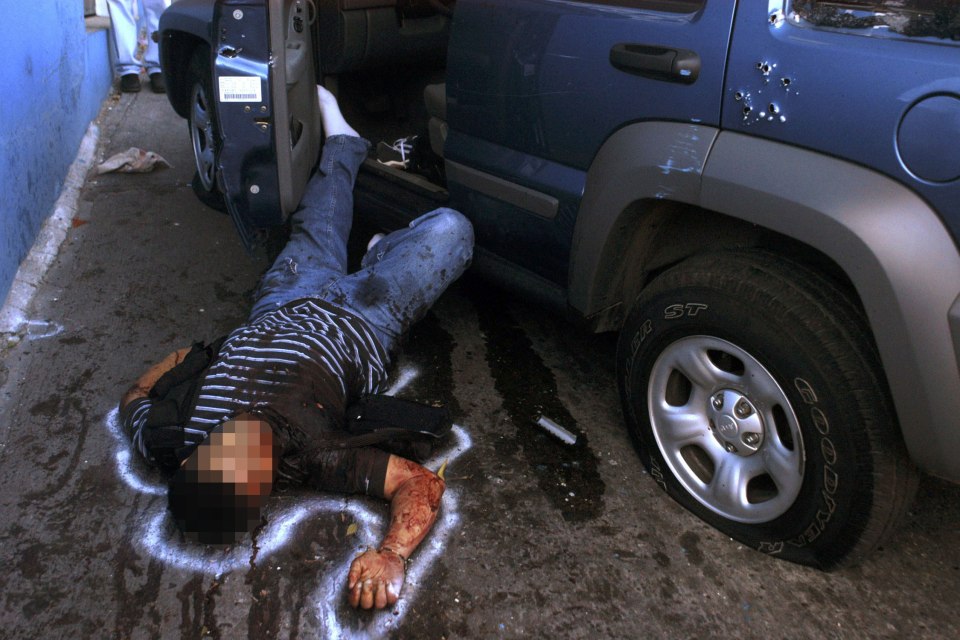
[[104, 364, 471, 637]]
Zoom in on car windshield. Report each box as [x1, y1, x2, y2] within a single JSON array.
[[790, 0, 960, 40]]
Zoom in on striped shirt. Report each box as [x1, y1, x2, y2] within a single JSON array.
[[124, 298, 390, 466]]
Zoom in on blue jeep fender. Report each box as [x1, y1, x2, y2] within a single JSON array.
[[570, 123, 960, 482]]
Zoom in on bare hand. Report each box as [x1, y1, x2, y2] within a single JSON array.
[[347, 548, 405, 609]]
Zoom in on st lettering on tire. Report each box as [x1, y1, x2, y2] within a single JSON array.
[[616, 250, 918, 569]]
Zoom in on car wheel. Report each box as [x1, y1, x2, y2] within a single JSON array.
[[186, 48, 221, 197], [616, 249, 919, 569]]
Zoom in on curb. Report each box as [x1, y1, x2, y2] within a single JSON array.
[[0, 121, 101, 340]]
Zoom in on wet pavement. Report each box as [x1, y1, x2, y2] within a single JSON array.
[[1, 90, 959, 640]]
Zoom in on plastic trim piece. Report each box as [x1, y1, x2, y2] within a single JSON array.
[[446, 160, 560, 220], [268, 0, 322, 227], [341, 0, 396, 8]]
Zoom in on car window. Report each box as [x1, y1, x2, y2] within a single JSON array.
[[565, 0, 703, 13], [789, 1, 960, 41]]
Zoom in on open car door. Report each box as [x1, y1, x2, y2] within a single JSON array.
[[213, 0, 321, 248]]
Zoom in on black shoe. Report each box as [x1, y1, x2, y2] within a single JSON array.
[[149, 73, 166, 94], [376, 135, 418, 170], [120, 73, 141, 93]]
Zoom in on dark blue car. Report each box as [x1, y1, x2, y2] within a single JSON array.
[[159, 0, 960, 569]]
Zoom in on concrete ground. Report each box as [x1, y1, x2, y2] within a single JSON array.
[[1, 90, 959, 640]]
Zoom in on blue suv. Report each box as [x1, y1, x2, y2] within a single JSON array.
[[158, 0, 960, 569]]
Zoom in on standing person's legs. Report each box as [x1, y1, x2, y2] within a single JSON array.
[[322, 208, 474, 353], [249, 87, 368, 321], [141, 0, 167, 75], [106, 0, 140, 76]]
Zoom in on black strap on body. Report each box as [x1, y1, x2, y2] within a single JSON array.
[[141, 336, 226, 471], [262, 395, 452, 463], [344, 394, 452, 462]]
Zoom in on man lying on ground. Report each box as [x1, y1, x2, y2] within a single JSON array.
[[119, 86, 474, 610]]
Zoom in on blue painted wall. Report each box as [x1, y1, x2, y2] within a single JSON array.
[[0, 2, 112, 304]]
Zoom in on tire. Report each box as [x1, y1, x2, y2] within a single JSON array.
[[190, 171, 227, 214], [186, 47, 222, 201], [616, 249, 919, 569]]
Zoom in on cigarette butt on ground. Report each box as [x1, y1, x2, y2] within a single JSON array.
[[536, 415, 578, 445]]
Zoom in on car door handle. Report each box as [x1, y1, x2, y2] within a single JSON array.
[[609, 43, 700, 84]]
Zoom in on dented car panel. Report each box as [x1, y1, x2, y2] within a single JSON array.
[[709, 1, 960, 479], [723, 1, 960, 241]]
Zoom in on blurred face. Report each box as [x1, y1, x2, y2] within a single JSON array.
[[193, 414, 277, 502], [169, 414, 279, 544]]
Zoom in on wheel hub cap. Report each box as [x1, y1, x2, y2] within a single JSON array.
[[646, 335, 805, 524], [709, 390, 764, 455]]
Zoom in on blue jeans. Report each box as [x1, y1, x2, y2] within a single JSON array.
[[248, 135, 474, 354]]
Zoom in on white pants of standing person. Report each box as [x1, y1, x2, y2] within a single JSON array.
[[106, 0, 168, 92]]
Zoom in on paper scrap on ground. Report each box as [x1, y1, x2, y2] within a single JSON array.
[[97, 147, 171, 174]]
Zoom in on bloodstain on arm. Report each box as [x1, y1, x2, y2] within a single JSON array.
[[379, 455, 446, 559], [347, 455, 446, 609]]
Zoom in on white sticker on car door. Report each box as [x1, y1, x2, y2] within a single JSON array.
[[219, 76, 262, 102]]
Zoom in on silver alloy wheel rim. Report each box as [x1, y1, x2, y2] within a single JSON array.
[[647, 335, 805, 523], [190, 81, 216, 191]]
